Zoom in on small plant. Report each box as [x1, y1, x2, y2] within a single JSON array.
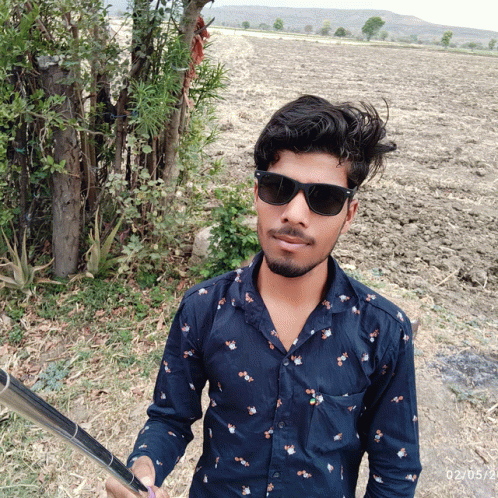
[[134, 302, 149, 320], [449, 385, 488, 406], [85, 208, 123, 278], [117, 329, 133, 344], [149, 286, 168, 308], [78, 350, 91, 362], [5, 305, 25, 321], [201, 184, 260, 279], [8, 324, 25, 345], [0, 230, 56, 294], [116, 354, 137, 368], [32, 361, 69, 392], [136, 270, 157, 289]]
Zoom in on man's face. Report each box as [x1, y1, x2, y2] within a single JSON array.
[[254, 150, 358, 279]]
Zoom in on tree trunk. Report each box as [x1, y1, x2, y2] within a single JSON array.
[[113, 87, 128, 174], [163, 104, 182, 184], [9, 62, 29, 242], [15, 120, 28, 241], [38, 56, 81, 278], [162, 0, 212, 185]]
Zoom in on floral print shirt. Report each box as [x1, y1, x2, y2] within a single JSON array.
[[128, 252, 421, 497]]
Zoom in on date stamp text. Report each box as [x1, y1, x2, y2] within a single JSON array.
[[446, 468, 496, 481]]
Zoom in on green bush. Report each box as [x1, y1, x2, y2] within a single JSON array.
[[201, 183, 260, 279]]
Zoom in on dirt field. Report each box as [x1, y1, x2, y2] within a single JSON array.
[[1, 31, 497, 498], [210, 32, 498, 316], [197, 32, 498, 497]]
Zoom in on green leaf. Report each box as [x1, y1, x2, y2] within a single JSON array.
[[85, 207, 123, 277]]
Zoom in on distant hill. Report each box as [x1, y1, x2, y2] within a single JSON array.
[[104, 2, 498, 47], [200, 5, 498, 46]]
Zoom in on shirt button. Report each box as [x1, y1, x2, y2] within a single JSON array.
[[273, 471, 281, 478], [277, 421, 285, 429], [282, 358, 290, 366]]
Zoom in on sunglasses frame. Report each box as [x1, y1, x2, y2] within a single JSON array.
[[254, 170, 357, 216]]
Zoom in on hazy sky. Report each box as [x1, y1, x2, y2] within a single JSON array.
[[205, 0, 498, 32]]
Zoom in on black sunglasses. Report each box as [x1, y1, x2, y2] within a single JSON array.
[[255, 170, 356, 216]]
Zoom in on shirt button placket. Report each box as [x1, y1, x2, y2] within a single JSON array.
[[268, 357, 293, 493]]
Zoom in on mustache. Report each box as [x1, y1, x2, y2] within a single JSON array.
[[268, 227, 315, 245]]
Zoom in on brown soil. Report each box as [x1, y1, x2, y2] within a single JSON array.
[[198, 32, 498, 498], [210, 32, 498, 319]]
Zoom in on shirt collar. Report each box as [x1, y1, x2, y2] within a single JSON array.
[[236, 251, 359, 316]]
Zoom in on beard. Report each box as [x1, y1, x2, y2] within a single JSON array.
[[258, 223, 340, 278], [265, 257, 322, 278]]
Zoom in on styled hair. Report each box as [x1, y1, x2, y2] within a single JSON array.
[[254, 95, 396, 188]]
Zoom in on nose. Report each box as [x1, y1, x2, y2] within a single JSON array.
[[280, 190, 310, 227]]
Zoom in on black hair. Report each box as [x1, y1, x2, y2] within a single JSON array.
[[254, 95, 396, 188]]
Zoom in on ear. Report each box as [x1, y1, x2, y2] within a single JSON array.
[[340, 199, 359, 235], [253, 180, 258, 209]]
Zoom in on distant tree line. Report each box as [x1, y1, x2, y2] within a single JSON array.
[[232, 16, 498, 52]]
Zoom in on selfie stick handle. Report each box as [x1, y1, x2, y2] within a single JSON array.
[[0, 369, 154, 497]]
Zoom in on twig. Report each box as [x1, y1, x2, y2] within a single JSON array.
[[435, 268, 460, 287], [194, 17, 215, 35], [474, 447, 489, 464], [486, 401, 498, 414]]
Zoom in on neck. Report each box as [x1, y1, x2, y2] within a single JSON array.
[[257, 256, 329, 307]]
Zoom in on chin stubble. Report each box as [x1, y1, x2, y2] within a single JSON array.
[[265, 258, 320, 278]]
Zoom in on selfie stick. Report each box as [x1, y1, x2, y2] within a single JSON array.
[[0, 369, 155, 497]]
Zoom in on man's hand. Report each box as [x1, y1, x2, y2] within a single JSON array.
[[105, 456, 169, 498]]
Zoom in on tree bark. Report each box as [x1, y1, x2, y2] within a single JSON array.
[[15, 119, 28, 241], [113, 87, 128, 174], [38, 56, 81, 278], [9, 62, 29, 242], [162, 0, 212, 185]]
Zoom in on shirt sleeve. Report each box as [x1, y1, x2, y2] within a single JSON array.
[[127, 298, 208, 486], [360, 317, 422, 497]]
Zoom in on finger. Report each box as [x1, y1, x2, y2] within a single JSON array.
[[134, 470, 155, 496], [105, 476, 129, 498], [144, 484, 170, 498], [137, 475, 154, 488], [106, 456, 157, 498], [130, 456, 156, 484], [105, 476, 145, 498], [152, 487, 170, 498]]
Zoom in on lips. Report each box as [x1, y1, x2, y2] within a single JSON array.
[[269, 228, 314, 252], [274, 234, 308, 245]]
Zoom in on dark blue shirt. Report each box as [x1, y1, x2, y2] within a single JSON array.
[[128, 252, 421, 497]]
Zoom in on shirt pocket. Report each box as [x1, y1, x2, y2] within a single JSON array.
[[306, 391, 365, 454]]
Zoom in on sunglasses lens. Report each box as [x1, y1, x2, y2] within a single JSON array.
[[258, 174, 295, 205], [256, 172, 349, 216], [308, 185, 346, 216]]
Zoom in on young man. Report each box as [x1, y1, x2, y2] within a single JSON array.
[[106, 95, 421, 498]]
